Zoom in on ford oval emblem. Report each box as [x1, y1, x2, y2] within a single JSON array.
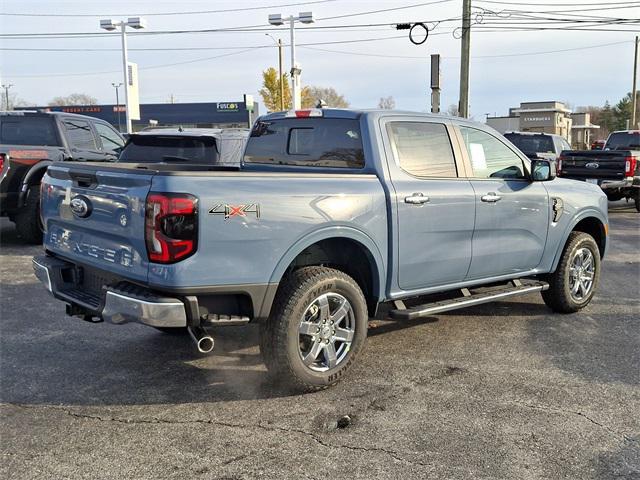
[[585, 162, 599, 169], [70, 195, 92, 218]]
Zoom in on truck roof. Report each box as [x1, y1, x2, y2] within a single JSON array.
[[0, 109, 105, 122], [258, 108, 478, 125]]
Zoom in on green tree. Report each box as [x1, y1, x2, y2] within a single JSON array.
[[259, 67, 291, 111], [612, 92, 639, 130], [599, 101, 615, 137]]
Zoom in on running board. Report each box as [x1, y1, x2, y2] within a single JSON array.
[[389, 280, 549, 320]]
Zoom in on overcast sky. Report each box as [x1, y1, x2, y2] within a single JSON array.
[[1, 0, 638, 119]]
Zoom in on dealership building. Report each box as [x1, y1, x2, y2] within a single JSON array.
[[486, 101, 600, 149], [26, 100, 259, 132]]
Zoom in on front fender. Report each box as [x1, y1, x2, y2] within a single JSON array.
[[551, 207, 608, 271], [268, 224, 387, 301]]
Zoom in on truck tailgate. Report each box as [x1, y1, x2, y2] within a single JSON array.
[[42, 164, 153, 282], [560, 150, 628, 181]]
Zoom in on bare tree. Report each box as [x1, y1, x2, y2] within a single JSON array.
[[446, 104, 459, 117], [1, 92, 31, 110], [48, 93, 98, 106], [301, 86, 349, 108], [378, 96, 396, 109]]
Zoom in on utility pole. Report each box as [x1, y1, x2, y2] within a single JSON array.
[[278, 38, 285, 111], [2, 84, 13, 110], [458, 0, 471, 118], [112, 82, 123, 132], [265, 34, 286, 111], [632, 35, 639, 129], [430, 54, 441, 114]]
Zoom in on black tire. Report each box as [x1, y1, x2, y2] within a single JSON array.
[[605, 192, 623, 202], [260, 266, 368, 392], [14, 184, 43, 245], [635, 192, 640, 213], [542, 231, 601, 313]]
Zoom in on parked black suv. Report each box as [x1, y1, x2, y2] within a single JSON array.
[[0, 110, 125, 243], [504, 131, 571, 163]]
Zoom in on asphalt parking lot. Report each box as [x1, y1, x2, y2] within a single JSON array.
[[1, 201, 638, 480]]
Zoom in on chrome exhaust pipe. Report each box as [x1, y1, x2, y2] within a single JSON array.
[[188, 326, 215, 353]]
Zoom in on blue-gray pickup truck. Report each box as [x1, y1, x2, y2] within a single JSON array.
[[33, 109, 609, 391]]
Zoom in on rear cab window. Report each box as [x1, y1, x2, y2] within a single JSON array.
[[244, 117, 365, 169], [504, 133, 554, 156], [606, 132, 640, 150], [0, 116, 61, 146], [118, 135, 219, 164]]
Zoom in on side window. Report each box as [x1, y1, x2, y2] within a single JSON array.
[[387, 122, 457, 178], [561, 138, 571, 151], [63, 119, 98, 150], [459, 126, 526, 179], [94, 123, 124, 151]]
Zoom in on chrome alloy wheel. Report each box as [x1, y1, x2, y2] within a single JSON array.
[[298, 292, 356, 372], [569, 247, 595, 301]]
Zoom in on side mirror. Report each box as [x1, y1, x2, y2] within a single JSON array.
[[531, 158, 556, 181]]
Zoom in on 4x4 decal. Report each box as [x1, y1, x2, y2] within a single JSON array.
[[208, 204, 260, 220]]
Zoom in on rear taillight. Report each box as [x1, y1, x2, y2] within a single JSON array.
[[557, 155, 564, 175], [0, 153, 6, 173], [145, 193, 198, 264], [624, 156, 637, 177]]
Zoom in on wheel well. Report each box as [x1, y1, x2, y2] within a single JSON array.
[[282, 238, 380, 316], [572, 217, 606, 258], [24, 165, 49, 187]]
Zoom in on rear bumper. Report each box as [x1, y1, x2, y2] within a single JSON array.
[[32, 255, 187, 327], [599, 178, 634, 190]]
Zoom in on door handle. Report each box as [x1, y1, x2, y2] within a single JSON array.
[[404, 193, 430, 205], [481, 192, 502, 203]]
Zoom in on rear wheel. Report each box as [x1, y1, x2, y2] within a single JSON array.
[[260, 266, 368, 392], [542, 232, 600, 313], [635, 191, 640, 212], [14, 184, 43, 244]]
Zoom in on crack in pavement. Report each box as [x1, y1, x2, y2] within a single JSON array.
[[514, 402, 635, 444], [3, 403, 433, 469]]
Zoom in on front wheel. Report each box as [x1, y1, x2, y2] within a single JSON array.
[[542, 232, 601, 313], [14, 184, 43, 244], [260, 266, 368, 392]]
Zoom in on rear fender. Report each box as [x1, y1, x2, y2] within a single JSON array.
[[18, 161, 52, 207], [268, 225, 386, 301]]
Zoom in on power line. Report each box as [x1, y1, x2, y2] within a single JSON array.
[[0, 0, 337, 17], [300, 39, 633, 59], [317, 0, 454, 20], [476, 0, 639, 7]]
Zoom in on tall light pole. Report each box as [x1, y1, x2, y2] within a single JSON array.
[[100, 17, 146, 133], [2, 84, 13, 110], [265, 34, 285, 111], [111, 82, 123, 132], [268, 12, 314, 110]]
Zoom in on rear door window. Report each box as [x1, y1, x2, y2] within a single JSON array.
[[118, 135, 219, 164], [0, 116, 60, 146], [386, 122, 457, 178], [244, 118, 364, 168], [63, 119, 98, 150]]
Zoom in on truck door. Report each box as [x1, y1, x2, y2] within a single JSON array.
[[455, 126, 549, 279], [382, 118, 475, 291]]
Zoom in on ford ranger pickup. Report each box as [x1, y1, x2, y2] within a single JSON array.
[[33, 109, 609, 391]]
